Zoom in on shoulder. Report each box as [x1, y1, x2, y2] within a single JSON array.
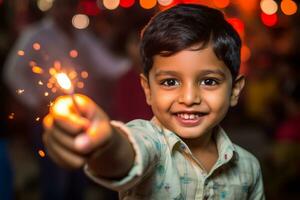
[[233, 144, 262, 174]]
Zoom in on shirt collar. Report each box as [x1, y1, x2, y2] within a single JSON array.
[[150, 117, 238, 163]]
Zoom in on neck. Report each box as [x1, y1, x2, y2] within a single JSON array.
[[183, 128, 216, 152]]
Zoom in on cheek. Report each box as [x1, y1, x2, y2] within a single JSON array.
[[204, 88, 231, 113]]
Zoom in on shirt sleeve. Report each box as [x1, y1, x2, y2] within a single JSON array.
[[84, 120, 164, 191], [247, 159, 266, 200]]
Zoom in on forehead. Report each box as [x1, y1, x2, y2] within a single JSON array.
[[151, 45, 230, 77]]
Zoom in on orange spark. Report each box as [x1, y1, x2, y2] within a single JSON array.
[[51, 87, 57, 93], [17, 50, 25, 56], [47, 82, 53, 89], [69, 50, 78, 58], [38, 150, 46, 158], [16, 89, 25, 94], [76, 81, 84, 89], [36, 117, 40, 121], [38, 80, 43, 85], [33, 42, 41, 50], [49, 67, 56, 76], [44, 92, 49, 96], [55, 73, 73, 92], [69, 71, 77, 79], [54, 61, 61, 70], [32, 66, 44, 74], [81, 71, 88, 79], [8, 113, 15, 120]]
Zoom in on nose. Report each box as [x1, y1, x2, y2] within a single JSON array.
[[178, 84, 201, 106]]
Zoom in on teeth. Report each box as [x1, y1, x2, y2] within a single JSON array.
[[178, 113, 199, 120]]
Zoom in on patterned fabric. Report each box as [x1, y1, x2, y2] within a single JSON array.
[[85, 119, 265, 200]]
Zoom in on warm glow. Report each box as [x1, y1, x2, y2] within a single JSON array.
[[17, 50, 25, 56], [103, 0, 120, 10], [29, 61, 37, 67], [49, 68, 56, 76], [158, 0, 173, 6], [37, 0, 53, 12], [69, 50, 78, 58], [120, 0, 135, 8], [69, 71, 78, 79], [213, 0, 230, 8], [76, 81, 84, 89], [260, 12, 278, 27], [54, 61, 61, 70], [81, 71, 89, 79], [241, 45, 251, 62], [33, 42, 41, 50], [38, 150, 46, 157], [36, 117, 40, 121], [72, 14, 90, 29], [51, 87, 57, 93], [260, 0, 278, 15], [32, 66, 44, 74], [38, 80, 43, 85], [281, 0, 297, 15], [47, 82, 53, 89], [8, 113, 15, 120], [140, 0, 157, 9], [44, 92, 49, 96], [55, 73, 72, 91], [16, 89, 25, 94]]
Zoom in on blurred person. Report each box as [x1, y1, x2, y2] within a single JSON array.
[[111, 31, 152, 122], [3, 0, 129, 199], [43, 4, 264, 199]]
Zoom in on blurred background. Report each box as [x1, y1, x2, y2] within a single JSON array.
[[0, 0, 299, 199]]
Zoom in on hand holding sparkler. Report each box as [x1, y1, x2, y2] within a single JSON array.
[[43, 92, 135, 178]]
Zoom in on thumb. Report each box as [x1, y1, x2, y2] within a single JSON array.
[[74, 118, 112, 154]]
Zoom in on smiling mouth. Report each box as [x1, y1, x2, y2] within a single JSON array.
[[174, 112, 207, 126]]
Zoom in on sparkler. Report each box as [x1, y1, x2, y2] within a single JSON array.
[[55, 72, 81, 114]]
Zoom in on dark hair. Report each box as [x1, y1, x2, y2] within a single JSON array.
[[140, 4, 241, 79]]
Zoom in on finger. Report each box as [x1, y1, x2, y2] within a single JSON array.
[[74, 118, 112, 154], [51, 126, 81, 154], [44, 132, 86, 169], [43, 114, 53, 130], [53, 115, 89, 135]]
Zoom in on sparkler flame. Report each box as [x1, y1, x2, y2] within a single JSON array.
[[55, 73, 73, 92]]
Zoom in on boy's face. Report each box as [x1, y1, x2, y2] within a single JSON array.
[[141, 44, 244, 139]]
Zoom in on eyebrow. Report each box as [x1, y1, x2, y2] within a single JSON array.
[[154, 69, 227, 78]]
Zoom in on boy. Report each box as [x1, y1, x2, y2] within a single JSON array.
[[43, 4, 265, 199]]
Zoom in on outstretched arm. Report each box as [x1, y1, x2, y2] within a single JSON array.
[[43, 94, 135, 179]]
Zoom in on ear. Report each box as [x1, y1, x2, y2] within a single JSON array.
[[230, 75, 245, 107], [140, 74, 152, 106]]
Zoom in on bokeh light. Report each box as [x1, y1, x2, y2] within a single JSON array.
[[37, 0, 53, 12], [72, 14, 90, 29], [260, 0, 278, 15], [241, 45, 251, 62], [120, 0, 135, 8], [69, 49, 78, 58], [103, 0, 120, 10], [140, 0, 157, 9], [158, 0, 173, 6], [33, 42, 41, 51], [260, 12, 278, 27], [281, 0, 298, 15], [213, 0, 230, 9], [17, 50, 25, 56]]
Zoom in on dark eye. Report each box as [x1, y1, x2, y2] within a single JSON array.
[[161, 79, 179, 87], [201, 79, 218, 86]]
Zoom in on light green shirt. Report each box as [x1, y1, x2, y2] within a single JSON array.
[[86, 119, 265, 200]]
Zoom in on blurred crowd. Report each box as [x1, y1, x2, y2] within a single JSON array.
[[0, 0, 299, 200]]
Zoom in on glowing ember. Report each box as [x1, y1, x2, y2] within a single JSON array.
[[44, 92, 49, 96], [17, 50, 25, 56], [32, 66, 44, 74], [76, 81, 84, 89], [69, 50, 78, 58], [81, 71, 88, 79], [38, 80, 43, 85], [16, 89, 25, 94], [36, 117, 40, 121], [8, 113, 15, 119], [48, 101, 54, 107], [49, 68, 56, 76], [69, 71, 77, 79], [47, 82, 53, 89], [29, 61, 37, 67], [54, 61, 61, 69], [38, 150, 46, 158], [51, 87, 57, 93], [33, 42, 41, 50], [55, 73, 73, 92]]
